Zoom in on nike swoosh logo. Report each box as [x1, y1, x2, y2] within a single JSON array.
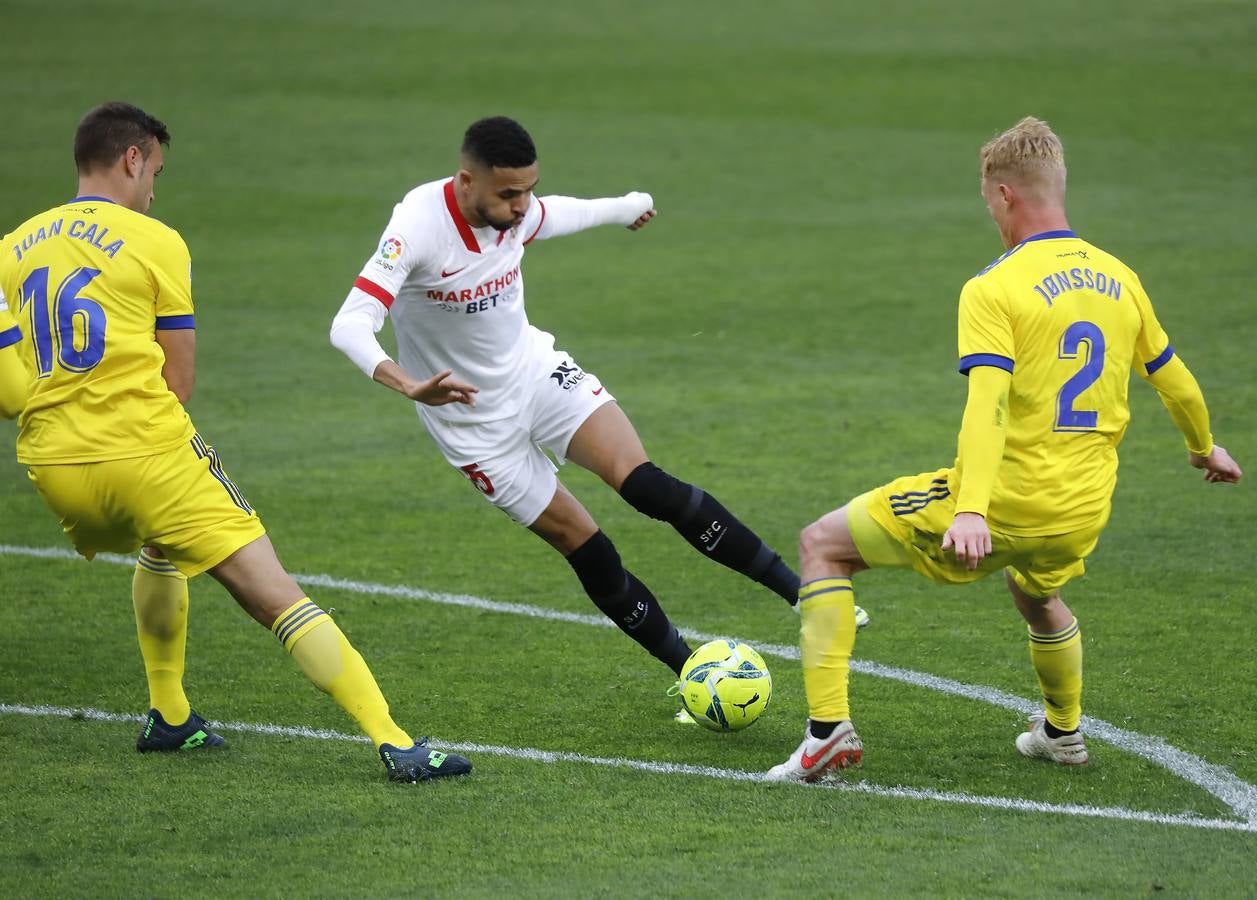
[[703, 526, 727, 553], [441, 266, 467, 278], [592, 387, 604, 395], [800, 731, 848, 770]]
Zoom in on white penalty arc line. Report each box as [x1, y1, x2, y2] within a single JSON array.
[[1, 701, 1253, 835], [3, 543, 1256, 825]]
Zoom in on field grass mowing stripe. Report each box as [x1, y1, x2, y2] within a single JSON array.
[[1, 701, 1253, 835], [4, 543, 1255, 824]]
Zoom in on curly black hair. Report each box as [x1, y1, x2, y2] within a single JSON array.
[[461, 116, 537, 169]]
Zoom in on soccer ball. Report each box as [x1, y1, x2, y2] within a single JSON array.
[[678, 639, 772, 731]]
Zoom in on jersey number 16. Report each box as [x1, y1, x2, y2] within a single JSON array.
[[20, 265, 107, 378]]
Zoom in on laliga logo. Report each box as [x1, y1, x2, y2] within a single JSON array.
[[380, 238, 403, 261]]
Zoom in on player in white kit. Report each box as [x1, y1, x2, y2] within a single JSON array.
[[330, 117, 861, 683]]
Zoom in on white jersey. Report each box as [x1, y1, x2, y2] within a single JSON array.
[[337, 178, 651, 424]]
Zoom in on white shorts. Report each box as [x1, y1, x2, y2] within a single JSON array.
[[420, 351, 615, 526]]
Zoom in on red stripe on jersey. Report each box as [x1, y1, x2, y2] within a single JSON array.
[[353, 276, 395, 309], [444, 180, 481, 253], [524, 199, 546, 245]]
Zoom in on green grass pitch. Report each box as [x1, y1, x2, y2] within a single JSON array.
[[1, 1, 1255, 895]]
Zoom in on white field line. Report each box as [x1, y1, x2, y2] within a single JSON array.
[[1, 701, 1253, 835], [3, 543, 1256, 824]]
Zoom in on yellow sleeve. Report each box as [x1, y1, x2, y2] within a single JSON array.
[[151, 227, 195, 330], [1143, 355, 1213, 457], [1128, 274, 1172, 373], [0, 300, 31, 419], [957, 276, 1015, 375], [954, 365, 1011, 517], [1127, 274, 1211, 456]]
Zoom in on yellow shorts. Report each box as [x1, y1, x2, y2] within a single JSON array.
[[27, 433, 266, 577], [846, 467, 1107, 598]]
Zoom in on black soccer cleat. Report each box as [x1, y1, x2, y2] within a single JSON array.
[[379, 738, 472, 783], [136, 708, 226, 753]]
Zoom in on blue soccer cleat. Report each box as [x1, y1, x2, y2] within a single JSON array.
[[136, 708, 226, 752], [379, 738, 472, 782]]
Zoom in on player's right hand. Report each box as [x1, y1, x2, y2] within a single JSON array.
[[407, 369, 479, 407], [942, 511, 992, 571], [1189, 444, 1242, 483]]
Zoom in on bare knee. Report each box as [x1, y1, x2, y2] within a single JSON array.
[[799, 504, 867, 580], [799, 519, 852, 574], [528, 483, 600, 556], [566, 402, 649, 490], [798, 520, 827, 567], [1005, 571, 1072, 632], [208, 536, 306, 628], [607, 456, 650, 493], [536, 519, 599, 556]]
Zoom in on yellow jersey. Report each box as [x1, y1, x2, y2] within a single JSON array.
[[956, 229, 1174, 535], [0, 196, 196, 464]]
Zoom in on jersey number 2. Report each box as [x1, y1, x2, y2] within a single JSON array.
[[1055, 320, 1105, 432], [20, 266, 107, 377]]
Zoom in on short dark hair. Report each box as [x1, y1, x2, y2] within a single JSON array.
[[461, 116, 536, 170], [74, 102, 170, 173]]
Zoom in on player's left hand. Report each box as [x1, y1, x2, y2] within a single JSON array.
[[1189, 444, 1243, 483], [942, 512, 992, 571], [624, 191, 655, 230], [627, 208, 656, 231]]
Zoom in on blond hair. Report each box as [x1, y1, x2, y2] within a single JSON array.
[[980, 116, 1066, 197]]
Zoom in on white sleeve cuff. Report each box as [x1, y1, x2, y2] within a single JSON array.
[[330, 287, 392, 378]]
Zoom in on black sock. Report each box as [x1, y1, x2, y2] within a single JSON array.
[[809, 719, 839, 739], [1043, 721, 1076, 739], [566, 531, 692, 674], [619, 462, 800, 604]]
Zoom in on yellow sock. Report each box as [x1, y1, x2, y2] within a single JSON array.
[[1028, 617, 1083, 731], [799, 576, 857, 722], [271, 599, 412, 749], [132, 549, 192, 725]]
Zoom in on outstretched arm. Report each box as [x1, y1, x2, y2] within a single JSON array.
[[527, 192, 655, 242], [1142, 353, 1242, 483], [942, 365, 1012, 570]]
